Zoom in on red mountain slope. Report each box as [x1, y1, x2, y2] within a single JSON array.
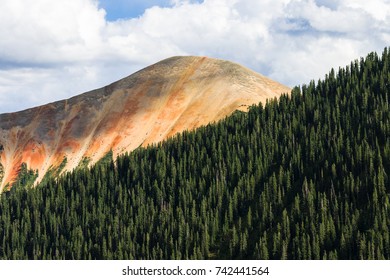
[[0, 56, 290, 191]]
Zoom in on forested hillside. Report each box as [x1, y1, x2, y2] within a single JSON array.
[[0, 49, 389, 260]]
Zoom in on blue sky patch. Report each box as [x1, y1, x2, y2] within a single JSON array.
[[98, 0, 172, 20], [99, 0, 204, 20]]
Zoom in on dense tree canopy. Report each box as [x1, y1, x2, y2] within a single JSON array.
[[0, 49, 389, 260]]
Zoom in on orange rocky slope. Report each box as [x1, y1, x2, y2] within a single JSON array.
[[0, 56, 290, 191]]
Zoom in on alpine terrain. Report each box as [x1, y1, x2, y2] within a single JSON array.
[[0, 50, 388, 260], [0, 56, 290, 191]]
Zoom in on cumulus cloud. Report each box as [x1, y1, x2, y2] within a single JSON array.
[[0, 0, 389, 113]]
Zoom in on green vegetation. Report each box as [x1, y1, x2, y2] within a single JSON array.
[[77, 157, 91, 170], [0, 163, 3, 186], [96, 150, 113, 166], [10, 163, 38, 190], [0, 49, 389, 259], [0, 146, 3, 186], [39, 158, 68, 187]]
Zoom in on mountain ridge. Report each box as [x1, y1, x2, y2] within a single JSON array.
[[0, 56, 290, 191]]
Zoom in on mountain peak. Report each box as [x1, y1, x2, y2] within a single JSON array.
[[0, 56, 290, 191]]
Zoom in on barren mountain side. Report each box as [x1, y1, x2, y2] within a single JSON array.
[[0, 56, 290, 191]]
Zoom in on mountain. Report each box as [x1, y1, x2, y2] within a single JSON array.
[[0, 49, 389, 260], [0, 56, 290, 191]]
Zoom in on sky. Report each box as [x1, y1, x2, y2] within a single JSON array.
[[0, 0, 389, 113]]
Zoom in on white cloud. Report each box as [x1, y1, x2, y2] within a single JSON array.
[[0, 0, 389, 113], [0, 0, 106, 64]]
